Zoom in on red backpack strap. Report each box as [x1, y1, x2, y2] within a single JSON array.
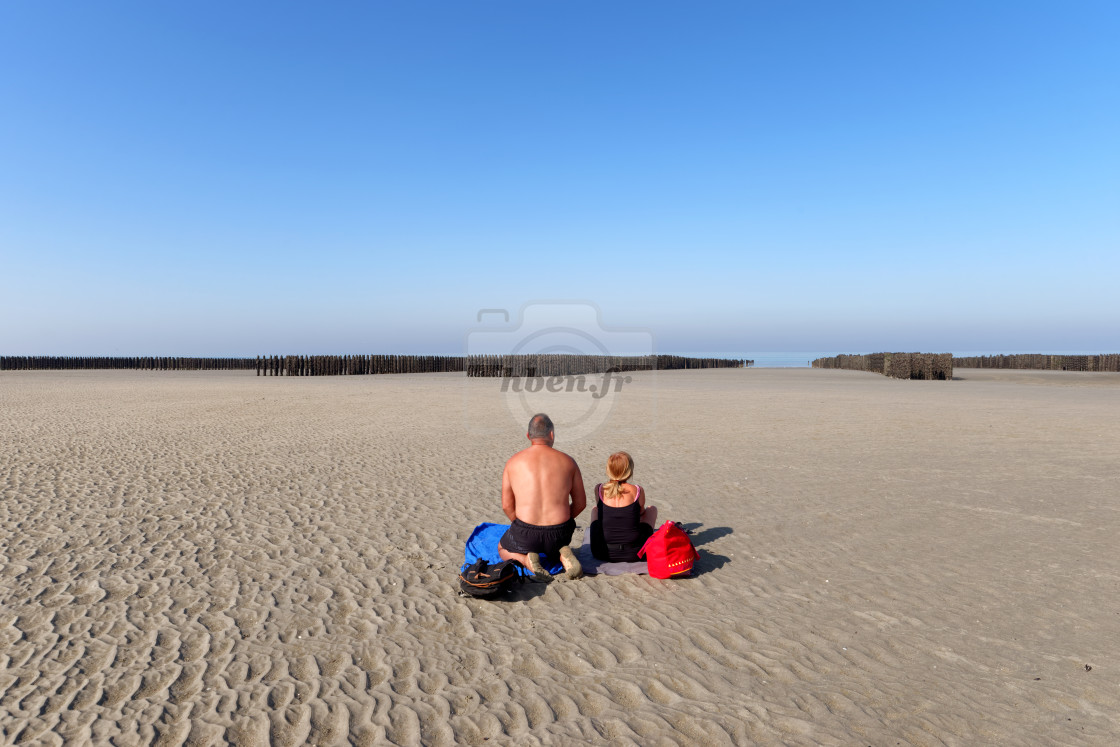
[[637, 521, 666, 559]]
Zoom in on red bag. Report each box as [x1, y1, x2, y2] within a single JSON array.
[[638, 521, 698, 579]]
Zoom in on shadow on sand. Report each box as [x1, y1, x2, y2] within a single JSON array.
[[507, 577, 557, 600], [677, 523, 733, 577], [680, 523, 733, 547], [690, 550, 730, 577]]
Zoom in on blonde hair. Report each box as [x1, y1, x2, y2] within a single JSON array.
[[603, 451, 634, 503]]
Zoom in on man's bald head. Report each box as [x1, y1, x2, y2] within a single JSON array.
[[527, 413, 554, 441]]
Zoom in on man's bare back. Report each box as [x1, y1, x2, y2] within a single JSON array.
[[497, 414, 586, 579], [502, 443, 586, 525]]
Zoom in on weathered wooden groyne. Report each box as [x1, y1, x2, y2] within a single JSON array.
[[657, 355, 752, 371], [261, 354, 749, 377], [255, 355, 465, 376], [952, 354, 1120, 372], [811, 353, 953, 380], [465, 354, 750, 377], [0, 356, 256, 371], [2, 353, 751, 376]]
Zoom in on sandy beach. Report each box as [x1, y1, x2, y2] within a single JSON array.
[[2, 367, 1119, 745]]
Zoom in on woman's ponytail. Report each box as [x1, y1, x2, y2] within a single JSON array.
[[603, 451, 634, 503]]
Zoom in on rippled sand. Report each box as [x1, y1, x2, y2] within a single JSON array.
[[2, 368, 1118, 745]]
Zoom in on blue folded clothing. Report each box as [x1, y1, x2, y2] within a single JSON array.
[[461, 522, 564, 575]]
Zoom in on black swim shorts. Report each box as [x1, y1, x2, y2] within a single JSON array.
[[499, 518, 576, 562]]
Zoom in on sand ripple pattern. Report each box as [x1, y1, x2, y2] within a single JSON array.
[[2, 369, 1119, 744]]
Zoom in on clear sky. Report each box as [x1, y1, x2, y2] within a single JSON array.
[[2, 1, 1117, 356]]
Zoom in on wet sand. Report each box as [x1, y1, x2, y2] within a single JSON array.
[[2, 367, 1118, 745]]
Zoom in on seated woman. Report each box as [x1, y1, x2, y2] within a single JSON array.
[[589, 451, 658, 563]]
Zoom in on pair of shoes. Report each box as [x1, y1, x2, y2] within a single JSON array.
[[525, 553, 551, 581], [559, 546, 583, 580]]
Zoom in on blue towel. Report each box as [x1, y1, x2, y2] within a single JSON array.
[[461, 522, 564, 575]]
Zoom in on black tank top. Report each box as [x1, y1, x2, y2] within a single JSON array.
[[597, 483, 643, 547]]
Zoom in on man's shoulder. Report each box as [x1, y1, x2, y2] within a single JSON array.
[[505, 446, 540, 466], [509, 445, 578, 467], [553, 449, 580, 471]]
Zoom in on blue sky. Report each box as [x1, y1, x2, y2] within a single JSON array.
[[2, 1, 1117, 356]]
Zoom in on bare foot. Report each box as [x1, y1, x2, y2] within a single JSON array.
[[525, 552, 550, 580], [559, 546, 583, 579]]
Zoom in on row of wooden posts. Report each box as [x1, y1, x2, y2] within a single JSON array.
[[10, 353, 1117, 376], [1, 354, 750, 376], [811, 353, 954, 380], [256, 355, 465, 376], [656, 355, 754, 371], [0, 356, 257, 371], [811, 353, 1120, 379], [465, 354, 751, 377], [952, 354, 1120, 372]]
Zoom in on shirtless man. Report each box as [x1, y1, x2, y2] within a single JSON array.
[[498, 413, 587, 579]]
